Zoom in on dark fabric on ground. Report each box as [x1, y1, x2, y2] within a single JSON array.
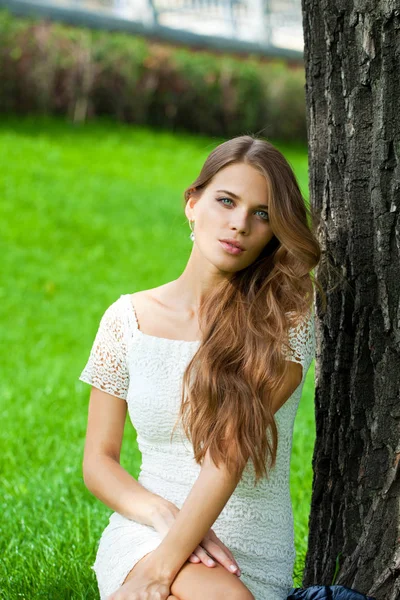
[[287, 585, 376, 599]]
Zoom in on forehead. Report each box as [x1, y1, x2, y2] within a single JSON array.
[[208, 163, 270, 200]]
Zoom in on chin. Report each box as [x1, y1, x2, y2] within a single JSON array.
[[215, 261, 244, 275]]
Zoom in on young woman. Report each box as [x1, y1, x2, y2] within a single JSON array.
[[79, 135, 324, 600]]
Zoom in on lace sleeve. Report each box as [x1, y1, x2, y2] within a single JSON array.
[[78, 298, 130, 400], [282, 310, 315, 379]]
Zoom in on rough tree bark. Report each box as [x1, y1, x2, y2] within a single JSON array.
[[300, 1, 400, 599]]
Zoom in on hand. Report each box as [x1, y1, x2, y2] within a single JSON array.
[[106, 552, 171, 600], [187, 527, 242, 577], [151, 499, 241, 577]]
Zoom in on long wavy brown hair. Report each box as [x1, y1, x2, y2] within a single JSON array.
[[170, 135, 327, 485]]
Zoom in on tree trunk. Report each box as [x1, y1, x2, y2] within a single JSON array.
[[300, 1, 400, 599]]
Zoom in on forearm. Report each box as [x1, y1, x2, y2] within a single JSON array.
[[149, 450, 243, 583], [83, 455, 164, 526]]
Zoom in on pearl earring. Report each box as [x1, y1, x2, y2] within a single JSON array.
[[189, 220, 195, 241]]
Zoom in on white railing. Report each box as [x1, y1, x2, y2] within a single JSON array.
[[1, 0, 303, 56], [107, 0, 303, 51]]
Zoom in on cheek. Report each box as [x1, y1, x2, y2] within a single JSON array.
[[204, 203, 221, 223], [246, 235, 273, 259], [196, 211, 219, 236], [258, 230, 274, 248]]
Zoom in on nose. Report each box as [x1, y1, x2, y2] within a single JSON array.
[[230, 211, 249, 235]]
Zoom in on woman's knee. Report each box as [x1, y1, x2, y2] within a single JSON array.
[[170, 561, 255, 600], [229, 588, 255, 600], [122, 551, 255, 600]]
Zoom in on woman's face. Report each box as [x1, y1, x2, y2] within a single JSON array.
[[185, 162, 275, 273]]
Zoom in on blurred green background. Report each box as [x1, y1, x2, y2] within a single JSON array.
[[0, 114, 315, 598]]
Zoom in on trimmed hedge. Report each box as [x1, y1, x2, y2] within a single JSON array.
[[0, 8, 307, 142]]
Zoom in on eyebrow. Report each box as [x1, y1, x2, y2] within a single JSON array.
[[216, 189, 268, 209]]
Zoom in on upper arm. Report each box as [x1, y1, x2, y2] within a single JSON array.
[[272, 309, 315, 414], [270, 361, 302, 415], [84, 387, 127, 470], [78, 299, 131, 467]]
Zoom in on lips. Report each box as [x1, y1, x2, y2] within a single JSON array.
[[219, 240, 244, 255], [219, 239, 245, 250]]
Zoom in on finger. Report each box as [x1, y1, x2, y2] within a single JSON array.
[[188, 553, 201, 563], [201, 539, 240, 575], [208, 533, 240, 571], [208, 531, 237, 561], [192, 544, 217, 567], [213, 542, 235, 563], [218, 543, 238, 567]]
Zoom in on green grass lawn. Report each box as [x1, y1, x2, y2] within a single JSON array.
[[0, 113, 315, 598]]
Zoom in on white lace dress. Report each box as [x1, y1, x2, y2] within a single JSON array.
[[78, 293, 315, 600]]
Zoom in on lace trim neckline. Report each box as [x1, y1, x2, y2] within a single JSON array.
[[122, 294, 201, 345]]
